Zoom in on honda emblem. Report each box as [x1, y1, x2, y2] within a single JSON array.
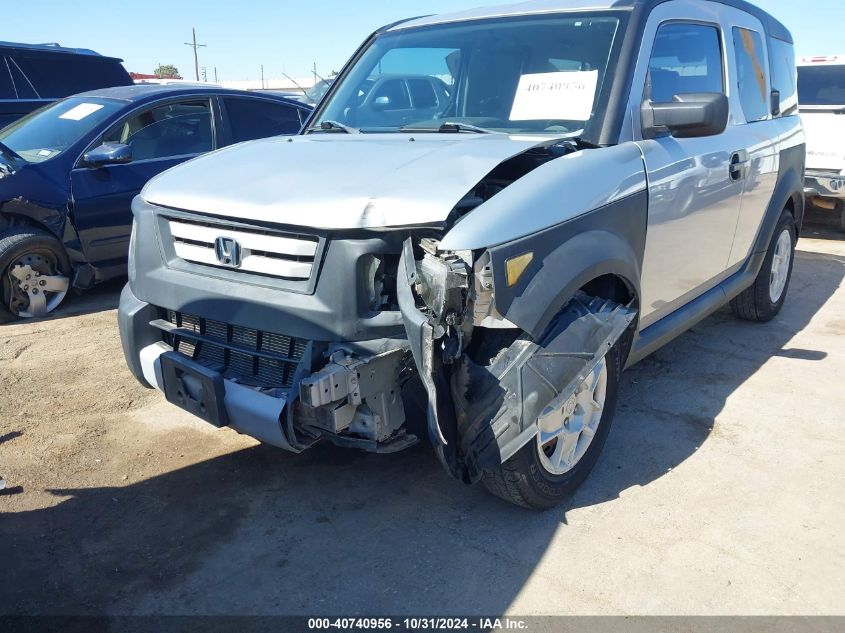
[[214, 236, 242, 268]]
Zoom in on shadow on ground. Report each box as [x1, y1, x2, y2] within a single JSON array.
[[802, 205, 845, 242], [1, 247, 842, 616]]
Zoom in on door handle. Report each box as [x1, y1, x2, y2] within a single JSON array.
[[730, 151, 748, 181]]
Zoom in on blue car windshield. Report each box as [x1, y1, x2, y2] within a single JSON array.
[[312, 13, 622, 135], [0, 97, 123, 164]]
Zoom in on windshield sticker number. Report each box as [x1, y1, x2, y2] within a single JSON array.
[[59, 103, 105, 121], [509, 70, 599, 121]]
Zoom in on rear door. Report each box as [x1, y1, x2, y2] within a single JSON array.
[[70, 97, 217, 267], [722, 10, 781, 268], [631, 3, 745, 328]]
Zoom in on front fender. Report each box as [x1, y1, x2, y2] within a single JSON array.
[[488, 191, 647, 339]]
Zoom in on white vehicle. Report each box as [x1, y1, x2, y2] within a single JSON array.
[[799, 55, 845, 230]]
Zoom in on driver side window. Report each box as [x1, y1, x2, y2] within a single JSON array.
[[103, 100, 213, 161], [648, 23, 725, 103]]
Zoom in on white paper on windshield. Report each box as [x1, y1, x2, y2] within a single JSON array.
[[509, 70, 599, 121], [59, 103, 105, 121]]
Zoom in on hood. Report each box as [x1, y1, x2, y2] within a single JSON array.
[[141, 133, 556, 230]]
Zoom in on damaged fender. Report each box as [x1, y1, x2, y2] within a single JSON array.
[[398, 238, 469, 480], [454, 294, 635, 481], [399, 238, 636, 483]]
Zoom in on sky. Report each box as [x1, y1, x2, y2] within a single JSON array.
[[3, 0, 844, 82]]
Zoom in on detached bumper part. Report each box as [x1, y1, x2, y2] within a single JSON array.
[[455, 294, 636, 481], [398, 239, 636, 483]]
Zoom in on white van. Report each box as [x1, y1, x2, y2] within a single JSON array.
[[799, 55, 845, 231]]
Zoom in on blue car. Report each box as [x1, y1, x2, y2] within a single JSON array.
[[0, 84, 311, 321]]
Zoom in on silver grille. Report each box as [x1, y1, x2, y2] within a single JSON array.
[[167, 219, 319, 280]]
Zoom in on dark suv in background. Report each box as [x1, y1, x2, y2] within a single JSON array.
[[0, 41, 133, 128]]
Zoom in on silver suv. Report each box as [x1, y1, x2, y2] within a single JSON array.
[[120, 0, 805, 509]]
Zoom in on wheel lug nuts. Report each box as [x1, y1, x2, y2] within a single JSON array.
[[31, 288, 39, 295], [26, 275, 31, 280], [39, 280, 46, 286]]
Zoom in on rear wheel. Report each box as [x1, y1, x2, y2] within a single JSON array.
[[730, 210, 796, 323], [482, 342, 622, 510], [0, 227, 71, 323]]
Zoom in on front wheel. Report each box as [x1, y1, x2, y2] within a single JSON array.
[[482, 342, 623, 510], [0, 227, 71, 323]]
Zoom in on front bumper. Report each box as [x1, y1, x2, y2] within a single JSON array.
[[804, 171, 845, 200], [119, 284, 299, 450], [119, 284, 411, 453]]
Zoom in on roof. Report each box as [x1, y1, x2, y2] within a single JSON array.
[[0, 40, 122, 60], [391, 0, 792, 43], [72, 84, 312, 109]]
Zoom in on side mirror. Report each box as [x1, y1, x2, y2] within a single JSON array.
[[371, 96, 392, 111], [84, 142, 133, 167], [641, 93, 729, 139]]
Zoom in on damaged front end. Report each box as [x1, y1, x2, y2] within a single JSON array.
[[398, 238, 636, 483]]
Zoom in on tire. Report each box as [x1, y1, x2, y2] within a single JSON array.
[[730, 210, 796, 323], [0, 226, 71, 324], [482, 341, 623, 510], [839, 203, 845, 234]]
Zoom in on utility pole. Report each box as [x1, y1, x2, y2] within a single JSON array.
[[214, 67, 218, 84], [261, 64, 265, 89], [201, 66, 207, 82], [184, 28, 207, 82]]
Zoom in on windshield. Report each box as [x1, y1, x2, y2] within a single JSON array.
[[798, 65, 845, 106], [312, 14, 623, 135], [0, 97, 123, 163]]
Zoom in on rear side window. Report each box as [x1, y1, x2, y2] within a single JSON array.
[[732, 28, 769, 122], [648, 23, 725, 102], [11, 52, 130, 98], [798, 65, 845, 106], [224, 98, 303, 143], [769, 37, 798, 115]]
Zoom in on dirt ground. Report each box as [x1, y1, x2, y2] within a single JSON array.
[[1, 215, 844, 616]]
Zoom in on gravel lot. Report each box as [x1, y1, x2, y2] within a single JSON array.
[[1, 219, 843, 616]]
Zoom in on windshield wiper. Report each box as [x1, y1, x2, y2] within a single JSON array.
[[399, 122, 499, 134], [307, 120, 360, 134]]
